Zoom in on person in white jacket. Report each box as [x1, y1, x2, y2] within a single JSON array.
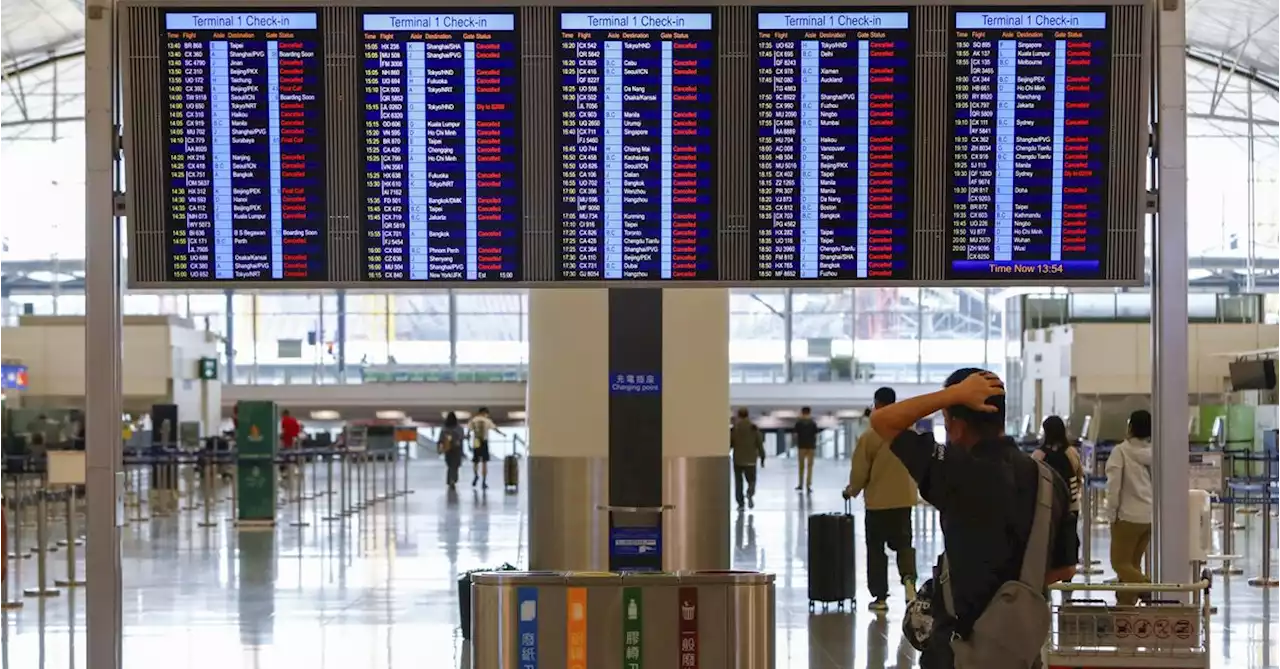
[[1105, 409, 1154, 604]]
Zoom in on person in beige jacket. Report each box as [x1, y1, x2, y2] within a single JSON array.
[[843, 387, 920, 611]]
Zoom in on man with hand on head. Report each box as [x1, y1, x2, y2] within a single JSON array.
[[873, 369, 1078, 669]]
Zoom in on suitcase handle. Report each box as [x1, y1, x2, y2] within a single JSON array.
[[845, 498, 853, 516]]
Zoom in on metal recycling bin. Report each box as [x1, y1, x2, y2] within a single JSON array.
[[471, 571, 567, 669], [619, 572, 683, 669], [676, 570, 776, 669], [471, 570, 775, 669]]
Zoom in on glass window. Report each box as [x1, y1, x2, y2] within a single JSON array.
[[456, 291, 524, 313]]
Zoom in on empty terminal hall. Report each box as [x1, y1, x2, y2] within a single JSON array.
[[1, 0, 1277, 667]]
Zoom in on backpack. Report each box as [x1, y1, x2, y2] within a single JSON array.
[[941, 461, 1055, 669]]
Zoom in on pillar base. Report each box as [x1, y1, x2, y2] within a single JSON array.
[[528, 456, 609, 571]]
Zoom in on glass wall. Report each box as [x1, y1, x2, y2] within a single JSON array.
[[4, 287, 1003, 384]]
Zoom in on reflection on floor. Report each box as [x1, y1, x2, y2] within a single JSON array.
[[1, 455, 1276, 668]]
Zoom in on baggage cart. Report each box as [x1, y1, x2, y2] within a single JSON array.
[[1045, 578, 1212, 669]]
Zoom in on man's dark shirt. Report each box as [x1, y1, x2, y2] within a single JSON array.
[[794, 418, 820, 450], [890, 431, 1078, 638]]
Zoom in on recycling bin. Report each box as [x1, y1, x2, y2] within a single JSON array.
[[471, 571, 566, 669], [619, 572, 683, 668], [471, 570, 774, 669], [677, 570, 776, 669]]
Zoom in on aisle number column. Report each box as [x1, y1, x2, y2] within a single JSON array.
[[210, 40, 233, 279], [604, 41, 623, 279]]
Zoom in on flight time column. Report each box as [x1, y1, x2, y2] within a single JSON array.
[[556, 11, 718, 281]]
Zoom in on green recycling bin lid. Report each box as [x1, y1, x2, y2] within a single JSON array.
[[471, 571, 567, 586]]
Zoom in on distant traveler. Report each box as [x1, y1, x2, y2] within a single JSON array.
[[845, 387, 919, 611], [439, 411, 466, 488], [872, 369, 1078, 669], [730, 408, 766, 510], [1105, 409, 1154, 605], [468, 407, 504, 489], [793, 406, 821, 493], [1033, 416, 1083, 536], [280, 409, 301, 449]]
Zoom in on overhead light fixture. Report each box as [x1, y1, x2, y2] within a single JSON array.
[[834, 409, 864, 419], [771, 409, 798, 419], [452, 410, 473, 421], [509, 410, 527, 421], [756, 416, 785, 430], [310, 410, 340, 421], [376, 409, 406, 421]]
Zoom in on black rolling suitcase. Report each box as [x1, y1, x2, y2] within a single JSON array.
[[807, 499, 856, 610], [503, 454, 519, 491]]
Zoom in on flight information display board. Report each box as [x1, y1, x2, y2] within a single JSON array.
[[361, 12, 521, 281], [163, 11, 326, 281], [948, 9, 1112, 280], [755, 10, 914, 280], [555, 11, 718, 280]]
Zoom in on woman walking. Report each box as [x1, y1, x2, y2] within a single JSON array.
[[440, 412, 466, 488]]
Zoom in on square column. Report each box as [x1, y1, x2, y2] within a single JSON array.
[[527, 289, 730, 572]]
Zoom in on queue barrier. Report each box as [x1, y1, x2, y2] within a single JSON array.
[[471, 569, 775, 669]]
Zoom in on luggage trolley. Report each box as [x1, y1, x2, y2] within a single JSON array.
[[1046, 578, 1212, 669]]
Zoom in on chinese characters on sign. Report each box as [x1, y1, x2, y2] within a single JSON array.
[[678, 586, 699, 668], [610, 372, 661, 395], [516, 586, 538, 669], [622, 587, 643, 669], [567, 587, 588, 669]]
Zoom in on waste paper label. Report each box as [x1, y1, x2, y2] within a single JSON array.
[[517, 587, 538, 669], [567, 587, 588, 669], [622, 587, 642, 669]]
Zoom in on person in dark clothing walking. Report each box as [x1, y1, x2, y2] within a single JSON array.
[[872, 369, 1078, 669], [1033, 416, 1083, 537], [730, 408, 766, 509], [439, 412, 466, 488], [845, 387, 919, 611], [793, 406, 821, 493]]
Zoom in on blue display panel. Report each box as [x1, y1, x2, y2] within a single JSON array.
[[164, 12, 326, 281], [555, 11, 718, 280], [361, 12, 521, 281], [755, 11, 914, 280], [948, 9, 1112, 279]]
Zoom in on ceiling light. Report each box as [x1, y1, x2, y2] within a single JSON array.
[[770, 409, 798, 419], [509, 410, 527, 421], [834, 409, 865, 419], [376, 409, 406, 421], [310, 410, 340, 421]]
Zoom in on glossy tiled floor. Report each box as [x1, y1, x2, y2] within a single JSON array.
[[2, 454, 1276, 668]]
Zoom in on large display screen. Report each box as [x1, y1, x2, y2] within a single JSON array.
[[948, 9, 1112, 280], [360, 12, 521, 281], [555, 11, 718, 280], [163, 11, 326, 281], [755, 10, 914, 280]]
